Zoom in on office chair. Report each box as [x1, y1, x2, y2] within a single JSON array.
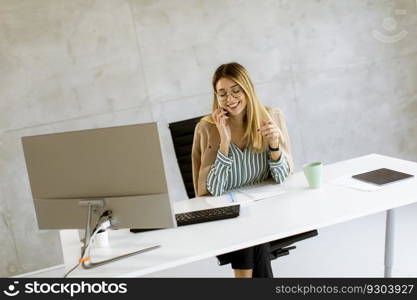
[[168, 116, 318, 263]]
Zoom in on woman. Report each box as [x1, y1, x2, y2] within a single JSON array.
[[191, 62, 294, 278]]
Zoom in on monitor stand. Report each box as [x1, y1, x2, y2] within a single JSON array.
[[78, 199, 160, 269]]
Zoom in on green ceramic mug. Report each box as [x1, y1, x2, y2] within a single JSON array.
[[303, 162, 323, 188]]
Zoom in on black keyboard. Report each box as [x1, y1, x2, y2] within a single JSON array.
[[130, 204, 240, 233], [175, 204, 240, 226]]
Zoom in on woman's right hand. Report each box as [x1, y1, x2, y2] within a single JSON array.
[[212, 108, 231, 145]]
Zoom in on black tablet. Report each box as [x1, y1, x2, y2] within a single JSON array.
[[352, 168, 414, 186]]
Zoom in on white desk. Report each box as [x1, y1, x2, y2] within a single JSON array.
[[66, 154, 417, 277]]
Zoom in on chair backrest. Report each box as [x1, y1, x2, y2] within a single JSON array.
[[168, 116, 204, 199]]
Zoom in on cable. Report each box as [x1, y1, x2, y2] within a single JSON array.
[[63, 210, 111, 278], [63, 261, 80, 278], [91, 210, 112, 235], [63, 223, 104, 278]]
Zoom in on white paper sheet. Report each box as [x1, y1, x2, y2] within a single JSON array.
[[204, 182, 287, 207], [204, 192, 253, 207], [330, 176, 382, 192], [236, 182, 286, 200]]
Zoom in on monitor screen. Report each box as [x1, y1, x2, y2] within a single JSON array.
[[21, 122, 176, 230]]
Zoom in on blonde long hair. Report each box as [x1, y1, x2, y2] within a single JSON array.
[[202, 62, 272, 153]]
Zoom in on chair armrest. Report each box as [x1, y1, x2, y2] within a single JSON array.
[[270, 230, 318, 252]]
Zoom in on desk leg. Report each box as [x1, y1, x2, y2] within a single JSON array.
[[384, 209, 395, 278]]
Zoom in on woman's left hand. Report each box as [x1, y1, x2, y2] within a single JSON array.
[[257, 120, 281, 148]]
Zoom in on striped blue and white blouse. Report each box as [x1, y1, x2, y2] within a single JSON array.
[[206, 142, 290, 196]]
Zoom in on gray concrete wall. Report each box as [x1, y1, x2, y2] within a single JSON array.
[[1, 0, 416, 277]]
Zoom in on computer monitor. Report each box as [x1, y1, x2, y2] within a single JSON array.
[[21, 122, 176, 268], [21, 121, 176, 230]]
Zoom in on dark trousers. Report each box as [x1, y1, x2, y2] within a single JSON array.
[[217, 243, 273, 278]]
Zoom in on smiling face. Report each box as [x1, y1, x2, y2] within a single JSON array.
[[215, 77, 247, 117]]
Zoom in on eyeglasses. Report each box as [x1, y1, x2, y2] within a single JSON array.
[[215, 85, 243, 102]]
